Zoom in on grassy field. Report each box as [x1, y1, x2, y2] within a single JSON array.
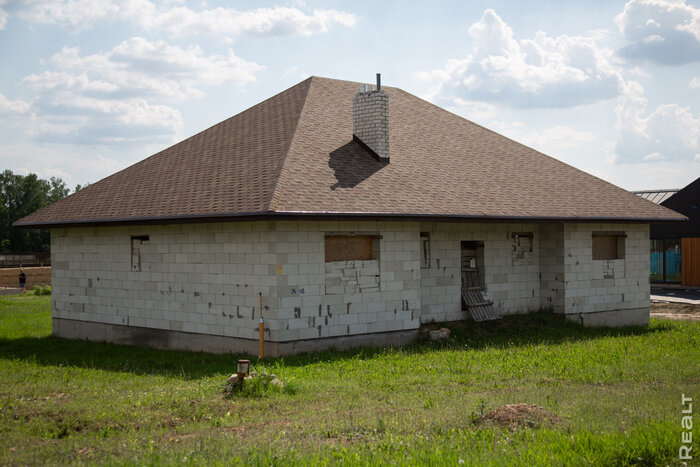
[[1, 295, 698, 466]]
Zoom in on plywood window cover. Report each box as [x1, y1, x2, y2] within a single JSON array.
[[325, 234, 378, 263], [592, 232, 624, 261]]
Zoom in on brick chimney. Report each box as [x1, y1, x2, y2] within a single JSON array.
[[352, 73, 389, 162]]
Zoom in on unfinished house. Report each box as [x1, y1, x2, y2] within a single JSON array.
[[15, 76, 685, 356]]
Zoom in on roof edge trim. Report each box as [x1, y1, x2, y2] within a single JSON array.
[[13, 210, 687, 229]]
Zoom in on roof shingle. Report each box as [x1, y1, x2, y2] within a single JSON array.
[[15, 76, 685, 227]]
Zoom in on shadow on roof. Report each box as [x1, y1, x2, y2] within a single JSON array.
[[329, 140, 387, 190]]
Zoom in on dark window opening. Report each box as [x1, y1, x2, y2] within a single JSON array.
[[461, 241, 486, 310], [420, 232, 430, 269], [511, 232, 533, 252], [131, 235, 149, 272]]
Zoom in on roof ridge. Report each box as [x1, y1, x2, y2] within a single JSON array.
[[268, 76, 317, 211]]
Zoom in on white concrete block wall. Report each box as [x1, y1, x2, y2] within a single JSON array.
[[419, 222, 541, 323], [271, 221, 421, 341], [540, 224, 565, 313], [561, 223, 649, 316], [51, 222, 277, 342], [52, 220, 425, 344], [52, 220, 651, 347]]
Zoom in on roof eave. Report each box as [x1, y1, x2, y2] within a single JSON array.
[[12, 210, 687, 229]]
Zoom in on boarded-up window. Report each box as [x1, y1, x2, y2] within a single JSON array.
[[325, 235, 375, 262], [592, 233, 625, 260], [131, 235, 149, 271]]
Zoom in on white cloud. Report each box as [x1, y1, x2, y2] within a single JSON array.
[[450, 98, 499, 122], [691, 76, 700, 88], [614, 82, 700, 163], [642, 152, 666, 160], [18, 36, 263, 145], [516, 125, 597, 152], [7, 0, 355, 37], [0, 142, 135, 187], [418, 9, 624, 108], [25, 38, 263, 101], [628, 66, 652, 77], [18, 37, 263, 144], [13, 0, 154, 31], [26, 95, 183, 146], [643, 34, 664, 43], [0, 93, 30, 114], [0, 0, 7, 29], [492, 122, 597, 160], [614, 0, 700, 65], [152, 6, 356, 38], [602, 158, 700, 190]]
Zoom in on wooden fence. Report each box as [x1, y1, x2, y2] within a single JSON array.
[[681, 238, 700, 286], [0, 253, 51, 267]]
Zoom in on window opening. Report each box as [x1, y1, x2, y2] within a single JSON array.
[[131, 235, 149, 272], [420, 232, 430, 269]]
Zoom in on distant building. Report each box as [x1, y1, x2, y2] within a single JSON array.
[[634, 177, 699, 286]]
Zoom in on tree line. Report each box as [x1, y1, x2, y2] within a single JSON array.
[[0, 170, 88, 253]]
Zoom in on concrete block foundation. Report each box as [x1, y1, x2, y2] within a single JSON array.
[[53, 317, 418, 357], [565, 307, 650, 327]]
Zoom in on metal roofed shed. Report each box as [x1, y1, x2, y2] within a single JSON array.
[[633, 189, 680, 205]]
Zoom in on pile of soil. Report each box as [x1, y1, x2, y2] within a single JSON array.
[[480, 403, 560, 428], [650, 302, 700, 321]]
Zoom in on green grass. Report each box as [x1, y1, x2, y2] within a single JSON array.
[[1, 296, 698, 466]]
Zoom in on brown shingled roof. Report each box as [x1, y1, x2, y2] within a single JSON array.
[[15, 76, 684, 227]]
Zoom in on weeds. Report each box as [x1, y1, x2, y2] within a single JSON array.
[[223, 369, 297, 398], [29, 285, 51, 296]]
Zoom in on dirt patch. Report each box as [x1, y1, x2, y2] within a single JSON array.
[[0, 266, 51, 289], [480, 403, 560, 429], [650, 302, 700, 322]]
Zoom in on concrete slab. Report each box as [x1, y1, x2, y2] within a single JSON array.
[[650, 286, 700, 305]]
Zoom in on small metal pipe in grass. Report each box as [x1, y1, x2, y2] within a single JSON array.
[[259, 291, 264, 358], [237, 359, 250, 383]]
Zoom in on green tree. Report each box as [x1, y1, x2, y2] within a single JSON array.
[[47, 177, 70, 203], [0, 170, 75, 253], [74, 182, 91, 192]]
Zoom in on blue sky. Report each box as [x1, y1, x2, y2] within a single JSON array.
[[0, 0, 698, 191]]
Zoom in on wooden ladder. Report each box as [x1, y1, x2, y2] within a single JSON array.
[[461, 269, 500, 322]]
